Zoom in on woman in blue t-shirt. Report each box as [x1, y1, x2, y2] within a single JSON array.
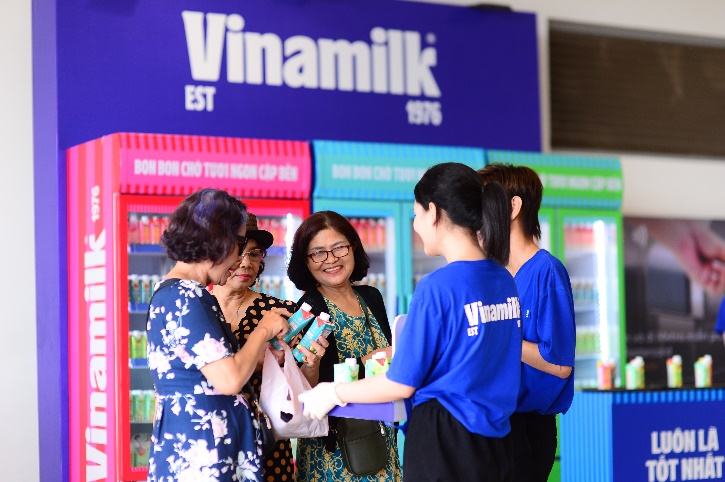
[[300, 162, 523, 481]]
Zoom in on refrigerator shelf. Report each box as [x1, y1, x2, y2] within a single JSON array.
[[129, 302, 150, 313], [564, 249, 597, 261], [128, 244, 165, 254], [574, 303, 599, 312], [129, 359, 149, 369], [266, 245, 287, 257], [575, 354, 603, 361]]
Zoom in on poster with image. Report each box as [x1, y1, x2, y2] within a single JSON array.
[[624, 217, 725, 386]]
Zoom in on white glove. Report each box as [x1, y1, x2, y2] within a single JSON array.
[[299, 382, 347, 420]]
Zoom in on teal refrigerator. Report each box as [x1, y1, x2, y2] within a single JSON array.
[[312, 140, 485, 319]]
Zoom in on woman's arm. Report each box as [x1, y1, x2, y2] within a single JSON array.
[[201, 308, 289, 395], [299, 374, 415, 420], [336, 373, 415, 404]]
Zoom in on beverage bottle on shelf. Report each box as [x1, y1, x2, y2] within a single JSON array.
[[271, 276, 282, 299], [375, 218, 386, 250], [269, 218, 281, 246], [140, 275, 152, 304], [694, 355, 713, 388], [149, 216, 161, 244], [666, 355, 683, 388], [129, 275, 141, 305], [596, 360, 615, 389], [158, 215, 169, 237], [367, 218, 377, 249], [356, 218, 368, 246], [128, 214, 140, 244], [139, 215, 151, 244]]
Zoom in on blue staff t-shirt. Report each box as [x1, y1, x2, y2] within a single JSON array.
[[514, 249, 576, 415], [715, 297, 725, 334], [386, 259, 522, 438]]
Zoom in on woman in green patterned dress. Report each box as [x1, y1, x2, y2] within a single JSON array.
[[287, 211, 402, 482]]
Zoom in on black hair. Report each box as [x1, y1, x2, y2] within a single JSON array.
[[414, 162, 511, 266], [161, 188, 247, 265], [478, 162, 542, 240], [287, 211, 370, 291]]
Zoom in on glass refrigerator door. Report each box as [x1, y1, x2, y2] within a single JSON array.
[[538, 208, 556, 256], [116, 196, 309, 479], [400, 201, 446, 312], [313, 199, 400, 320], [117, 194, 183, 481], [557, 210, 625, 389]]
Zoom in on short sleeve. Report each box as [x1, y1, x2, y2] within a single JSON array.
[[537, 284, 576, 367], [386, 277, 445, 389], [150, 281, 233, 372], [715, 298, 725, 334]]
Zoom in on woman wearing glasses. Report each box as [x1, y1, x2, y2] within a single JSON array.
[[210, 213, 305, 482], [147, 190, 290, 482], [287, 211, 402, 482]]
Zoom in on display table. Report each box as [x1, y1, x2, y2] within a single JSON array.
[[561, 388, 725, 482]]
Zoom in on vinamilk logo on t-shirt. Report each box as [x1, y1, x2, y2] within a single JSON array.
[[463, 297, 521, 337]]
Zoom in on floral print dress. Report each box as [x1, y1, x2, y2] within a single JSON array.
[[147, 279, 263, 481]]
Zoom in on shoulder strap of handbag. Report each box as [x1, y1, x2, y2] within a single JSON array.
[[355, 291, 378, 351]]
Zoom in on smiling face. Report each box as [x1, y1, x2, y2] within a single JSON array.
[[305, 228, 354, 291], [207, 227, 246, 286]]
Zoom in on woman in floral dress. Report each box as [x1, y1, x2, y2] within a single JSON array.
[[146, 188, 289, 481]]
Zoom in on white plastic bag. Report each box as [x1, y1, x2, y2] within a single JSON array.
[[260, 344, 329, 440]]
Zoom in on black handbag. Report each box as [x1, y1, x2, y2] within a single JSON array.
[[335, 418, 388, 476], [333, 293, 389, 476]]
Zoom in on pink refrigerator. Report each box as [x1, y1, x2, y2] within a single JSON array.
[[67, 133, 311, 481]]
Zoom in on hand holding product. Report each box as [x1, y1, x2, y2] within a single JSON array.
[[292, 312, 333, 363], [270, 302, 315, 350]]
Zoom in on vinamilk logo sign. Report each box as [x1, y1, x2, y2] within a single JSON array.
[[56, 0, 540, 161], [181, 11, 443, 125]]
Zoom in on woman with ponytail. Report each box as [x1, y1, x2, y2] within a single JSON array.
[[300, 162, 522, 481]]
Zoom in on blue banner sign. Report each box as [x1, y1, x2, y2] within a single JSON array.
[[57, 0, 540, 151], [612, 390, 725, 481]]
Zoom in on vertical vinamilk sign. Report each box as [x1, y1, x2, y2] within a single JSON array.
[[68, 140, 117, 482]]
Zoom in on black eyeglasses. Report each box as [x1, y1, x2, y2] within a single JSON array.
[[307, 245, 351, 263], [241, 248, 266, 262], [235, 234, 248, 256]]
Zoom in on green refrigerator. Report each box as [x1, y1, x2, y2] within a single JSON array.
[[486, 150, 626, 482]]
